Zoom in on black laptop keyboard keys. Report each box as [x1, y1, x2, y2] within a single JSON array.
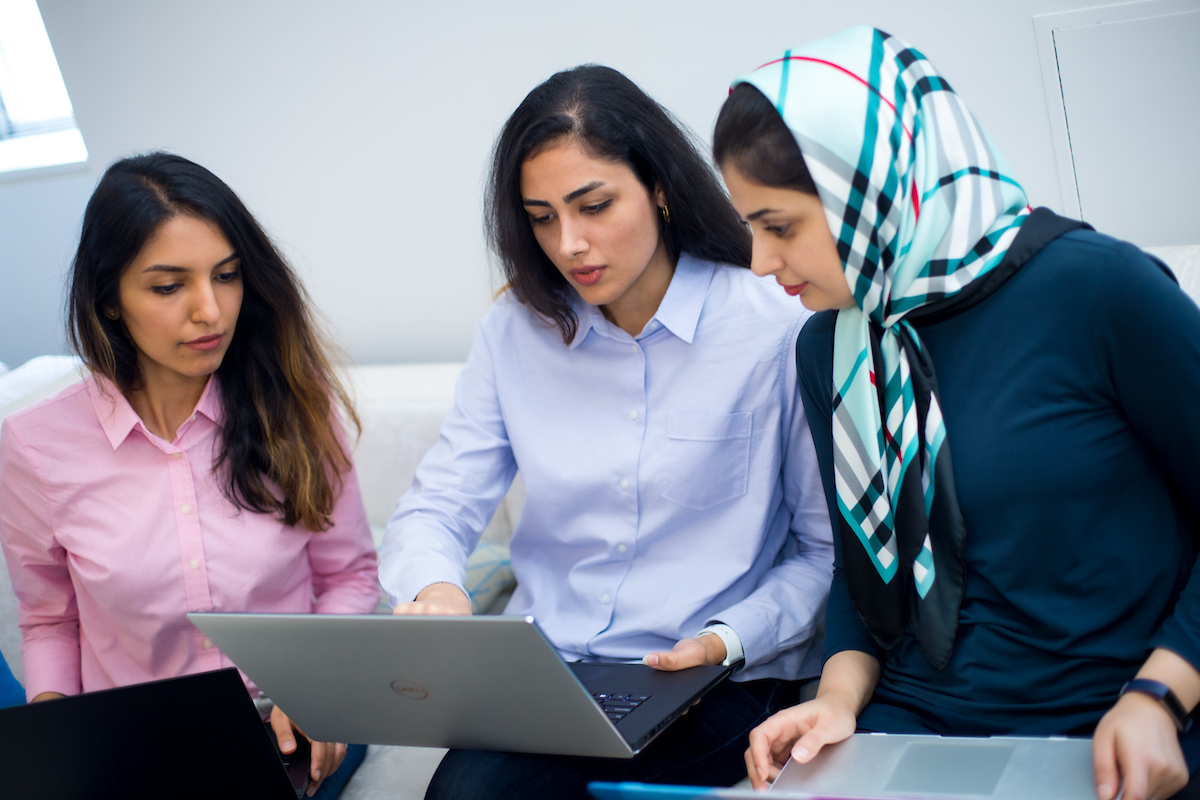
[[593, 693, 650, 723]]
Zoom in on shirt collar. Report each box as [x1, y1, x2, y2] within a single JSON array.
[[88, 373, 222, 450], [566, 253, 715, 349]]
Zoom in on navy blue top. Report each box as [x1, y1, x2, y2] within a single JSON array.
[[798, 225, 1200, 737]]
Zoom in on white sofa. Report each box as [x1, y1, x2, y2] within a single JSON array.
[[1, 243, 1197, 798]]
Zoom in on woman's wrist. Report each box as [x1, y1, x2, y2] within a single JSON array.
[[1134, 648, 1200, 714], [815, 650, 881, 715]]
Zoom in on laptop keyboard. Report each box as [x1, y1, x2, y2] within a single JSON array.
[[593, 692, 650, 724]]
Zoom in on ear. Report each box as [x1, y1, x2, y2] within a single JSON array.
[[654, 184, 666, 209]]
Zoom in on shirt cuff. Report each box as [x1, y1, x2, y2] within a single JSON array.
[[698, 623, 745, 666], [22, 638, 82, 701]]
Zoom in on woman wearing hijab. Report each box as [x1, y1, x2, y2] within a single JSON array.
[[713, 26, 1200, 800]]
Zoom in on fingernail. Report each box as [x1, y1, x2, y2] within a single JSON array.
[[313, 769, 321, 781], [281, 740, 295, 753], [643, 654, 658, 667], [793, 745, 811, 761], [1097, 783, 1112, 800]]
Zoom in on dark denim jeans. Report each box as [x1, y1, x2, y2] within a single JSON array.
[[425, 678, 803, 800]]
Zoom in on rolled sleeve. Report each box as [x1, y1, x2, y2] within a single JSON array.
[[0, 421, 83, 700]]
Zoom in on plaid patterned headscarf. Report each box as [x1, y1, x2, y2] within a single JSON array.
[[735, 26, 1030, 669]]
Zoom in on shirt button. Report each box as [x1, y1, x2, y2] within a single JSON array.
[[202, 638, 213, 649], [181, 504, 191, 514], [619, 479, 630, 491], [631, 343, 638, 352], [600, 593, 611, 604], [629, 409, 639, 420], [188, 558, 199, 570], [616, 543, 628, 553], [173, 452, 182, 459]]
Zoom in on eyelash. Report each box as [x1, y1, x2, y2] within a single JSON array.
[[528, 199, 612, 226], [764, 223, 791, 237], [150, 269, 240, 295]]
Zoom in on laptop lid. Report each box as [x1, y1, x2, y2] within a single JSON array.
[[0, 668, 300, 800], [188, 612, 728, 759], [589, 732, 1098, 800]]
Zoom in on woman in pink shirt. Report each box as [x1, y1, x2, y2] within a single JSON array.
[[0, 152, 379, 797]]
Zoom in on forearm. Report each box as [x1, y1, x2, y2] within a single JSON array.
[[310, 549, 381, 615], [1135, 648, 1200, 714], [816, 650, 881, 715]]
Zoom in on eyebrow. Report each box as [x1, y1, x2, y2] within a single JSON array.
[[744, 208, 781, 222], [143, 252, 239, 274], [522, 180, 607, 208]]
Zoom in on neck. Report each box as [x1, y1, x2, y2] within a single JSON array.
[[601, 241, 677, 337], [125, 360, 211, 442]]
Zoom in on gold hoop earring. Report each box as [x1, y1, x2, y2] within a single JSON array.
[[660, 203, 671, 224]]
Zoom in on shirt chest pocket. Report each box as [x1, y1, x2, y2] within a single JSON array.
[[659, 411, 752, 511]]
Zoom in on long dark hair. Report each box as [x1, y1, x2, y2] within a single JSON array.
[[712, 83, 817, 195], [486, 65, 751, 344], [67, 152, 358, 532]]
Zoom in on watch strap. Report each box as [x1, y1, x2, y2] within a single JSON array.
[[1121, 678, 1192, 732]]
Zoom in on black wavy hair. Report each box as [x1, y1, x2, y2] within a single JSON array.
[[486, 64, 751, 344], [67, 152, 357, 531], [712, 83, 818, 195]]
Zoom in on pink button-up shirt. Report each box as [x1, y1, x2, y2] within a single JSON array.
[[0, 375, 379, 701]]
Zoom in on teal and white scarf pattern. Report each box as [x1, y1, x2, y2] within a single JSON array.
[[736, 26, 1030, 668]]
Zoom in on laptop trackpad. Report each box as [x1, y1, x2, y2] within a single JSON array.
[[884, 742, 1014, 796]]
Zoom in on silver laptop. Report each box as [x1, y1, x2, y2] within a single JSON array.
[[187, 613, 730, 759], [587, 732, 1098, 799]]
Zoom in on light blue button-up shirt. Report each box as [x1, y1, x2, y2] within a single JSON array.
[[380, 254, 834, 681]]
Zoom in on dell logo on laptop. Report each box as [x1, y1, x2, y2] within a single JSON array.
[[390, 679, 429, 700]]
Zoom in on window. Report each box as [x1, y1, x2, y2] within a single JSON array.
[[0, 0, 86, 175]]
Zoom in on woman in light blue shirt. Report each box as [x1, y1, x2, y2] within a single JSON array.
[[380, 65, 833, 799]]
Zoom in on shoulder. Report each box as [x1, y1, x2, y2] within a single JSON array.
[[1028, 228, 1176, 293], [796, 312, 836, 413], [2, 378, 95, 451], [479, 288, 569, 343], [701, 261, 813, 346]]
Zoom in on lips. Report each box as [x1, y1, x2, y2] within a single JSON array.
[[780, 282, 808, 297], [183, 334, 223, 351], [570, 266, 606, 287]]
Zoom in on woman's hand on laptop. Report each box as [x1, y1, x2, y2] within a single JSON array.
[[744, 650, 879, 789], [392, 582, 472, 616], [643, 636, 726, 670], [269, 705, 346, 797], [1092, 648, 1198, 800]]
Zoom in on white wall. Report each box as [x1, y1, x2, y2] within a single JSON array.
[[0, 0, 1128, 367]]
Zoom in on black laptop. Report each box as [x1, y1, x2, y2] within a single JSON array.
[[0, 668, 310, 799]]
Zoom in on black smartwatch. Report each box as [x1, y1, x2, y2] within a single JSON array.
[[1120, 678, 1193, 732]]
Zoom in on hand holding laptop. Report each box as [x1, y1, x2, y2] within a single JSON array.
[[745, 651, 876, 789], [268, 704, 347, 797], [392, 582, 473, 616], [643, 636, 727, 672]]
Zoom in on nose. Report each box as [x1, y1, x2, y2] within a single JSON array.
[[191, 283, 221, 326], [557, 215, 588, 261], [749, 231, 782, 278]]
